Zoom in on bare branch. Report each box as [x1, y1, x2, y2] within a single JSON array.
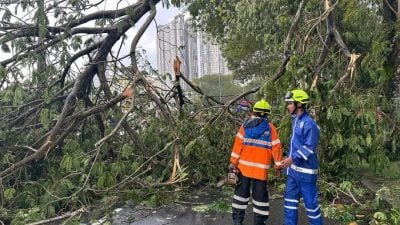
[[285, 0, 307, 53], [383, 0, 399, 17], [26, 207, 86, 225], [330, 53, 361, 92], [311, 33, 333, 88], [303, 0, 337, 53], [130, 3, 156, 73]]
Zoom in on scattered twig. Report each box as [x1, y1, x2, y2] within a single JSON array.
[[16, 145, 38, 152], [26, 207, 86, 225], [320, 180, 361, 205], [91, 138, 179, 192]]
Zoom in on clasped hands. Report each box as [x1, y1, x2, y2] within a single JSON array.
[[229, 157, 293, 175], [276, 157, 293, 169]]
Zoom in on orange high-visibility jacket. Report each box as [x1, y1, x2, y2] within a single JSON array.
[[230, 117, 283, 180]]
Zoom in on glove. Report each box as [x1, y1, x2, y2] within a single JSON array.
[[229, 163, 239, 174]]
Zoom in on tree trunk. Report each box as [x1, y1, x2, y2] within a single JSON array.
[[383, 0, 400, 99]]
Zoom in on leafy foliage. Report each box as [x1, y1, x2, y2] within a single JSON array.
[[181, 0, 400, 179], [1, 0, 400, 223]]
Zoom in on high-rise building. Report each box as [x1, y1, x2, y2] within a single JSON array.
[[196, 31, 230, 77], [157, 23, 172, 80], [156, 14, 230, 89]]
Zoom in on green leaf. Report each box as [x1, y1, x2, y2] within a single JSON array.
[[192, 204, 209, 212], [44, 90, 51, 104], [40, 108, 50, 129], [97, 171, 116, 188], [366, 133, 372, 146], [93, 162, 105, 176], [330, 132, 344, 149], [121, 144, 133, 159], [4, 188, 16, 200], [60, 154, 74, 172], [374, 212, 388, 221], [0, 65, 6, 80]]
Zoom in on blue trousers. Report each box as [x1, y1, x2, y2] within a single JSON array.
[[284, 175, 323, 225]]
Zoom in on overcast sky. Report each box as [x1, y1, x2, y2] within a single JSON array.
[[136, 4, 181, 69], [110, 2, 181, 69], [93, 1, 182, 69]]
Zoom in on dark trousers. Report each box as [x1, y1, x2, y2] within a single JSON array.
[[232, 174, 269, 225]]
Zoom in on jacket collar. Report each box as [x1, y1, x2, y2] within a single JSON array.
[[292, 110, 308, 119]]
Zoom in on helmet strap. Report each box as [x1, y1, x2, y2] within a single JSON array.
[[296, 102, 303, 108], [292, 102, 304, 115]]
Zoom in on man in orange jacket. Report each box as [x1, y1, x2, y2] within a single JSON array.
[[229, 99, 283, 225]]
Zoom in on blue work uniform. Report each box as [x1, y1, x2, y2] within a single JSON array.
[[284, 111, 323, 225]]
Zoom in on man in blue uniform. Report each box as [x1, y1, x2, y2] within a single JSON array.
[[280, 89, 323, 225]]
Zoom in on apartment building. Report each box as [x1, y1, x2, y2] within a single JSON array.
[[156, 14, 230, 89]]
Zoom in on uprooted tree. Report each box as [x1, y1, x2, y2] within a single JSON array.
[[1, 0, 400, 223]]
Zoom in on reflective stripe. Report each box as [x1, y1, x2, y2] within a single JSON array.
[[298, 150, 308, 160], [288, 118, 299, 176], [308, 213, 321, 219], [236, 133, 244, 140], [303, 145, 314, 154], [234, 195, 249, 202], [284, 198, 299, 203], [306, 206, 320, 213], [252, 199, 269, 207], [253, 208, 269, 216], [271, 139, 281, 145], [243, 138, 271, 146], [284, 205, 298, 210], [231, 152, 240, 159], [239, 159, 271, 169], [232, 203, 247, 209], [291, 165, 318, 174]]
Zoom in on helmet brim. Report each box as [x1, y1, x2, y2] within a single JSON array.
[[253, 108, 270, 113]]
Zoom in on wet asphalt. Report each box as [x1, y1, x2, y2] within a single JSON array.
[[110, 188, 340, 225]]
